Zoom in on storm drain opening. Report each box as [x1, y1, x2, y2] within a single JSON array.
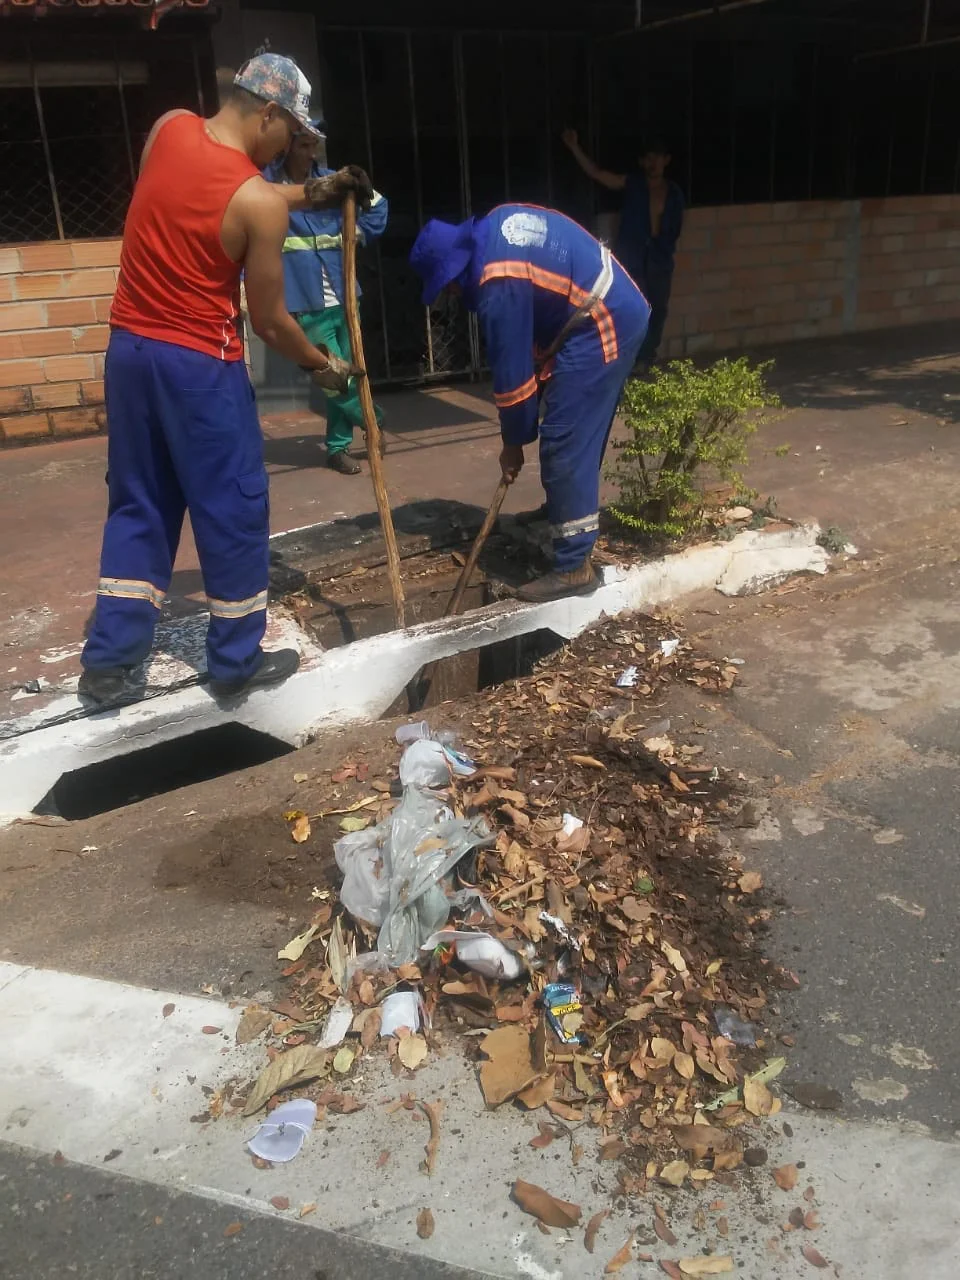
[[33, 723, 294, 821]]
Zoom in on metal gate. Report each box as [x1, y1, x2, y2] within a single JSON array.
[[313, 27, 596, 386]]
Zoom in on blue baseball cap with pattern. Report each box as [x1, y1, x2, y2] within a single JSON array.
[[234, 53, 323, 139]]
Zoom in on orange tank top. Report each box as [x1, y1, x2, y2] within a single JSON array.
[[110, 113, 258, 361]]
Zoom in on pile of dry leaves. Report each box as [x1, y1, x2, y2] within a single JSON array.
[[234, 615, 795, 1200]]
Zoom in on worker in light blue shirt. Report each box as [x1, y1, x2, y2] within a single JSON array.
[[264, 120, 388, 475], [410, 205, 649, 603]]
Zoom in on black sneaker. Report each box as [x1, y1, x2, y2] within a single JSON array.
[[209, 648, 301, 697], [78, 665, 133, 707], [326, 451, 362, 475]]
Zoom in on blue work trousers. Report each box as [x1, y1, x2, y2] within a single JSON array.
[[81, 330, 270, 684], [538, 292, 649, 571]]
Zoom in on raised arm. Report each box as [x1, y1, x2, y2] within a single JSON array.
[[561, 128, 627, 192]]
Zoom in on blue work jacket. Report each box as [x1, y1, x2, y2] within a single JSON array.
[[262, 160, 388, 314]]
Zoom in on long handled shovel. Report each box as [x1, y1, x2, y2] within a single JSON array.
[[412, 477, 509, 708], [341, 190, 405, 630]]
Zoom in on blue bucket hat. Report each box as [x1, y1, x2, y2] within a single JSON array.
[[409, 218, 475, 305]]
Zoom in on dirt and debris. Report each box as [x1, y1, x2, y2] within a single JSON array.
[[208, 613, 793, 1206]]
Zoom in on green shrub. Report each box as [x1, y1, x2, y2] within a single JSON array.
[[606, 357, 780, 538]]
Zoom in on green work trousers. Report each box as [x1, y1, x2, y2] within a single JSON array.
[[299, 307, 381, 456]]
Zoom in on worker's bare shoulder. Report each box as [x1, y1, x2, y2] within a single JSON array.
[[231, 174, 289, 232]]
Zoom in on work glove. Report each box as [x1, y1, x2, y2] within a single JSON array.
[[309, 343, 364, 396], [304, 165, 375, 210]]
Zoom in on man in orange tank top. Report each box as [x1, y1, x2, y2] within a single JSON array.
[[80, 55, 374, 706]]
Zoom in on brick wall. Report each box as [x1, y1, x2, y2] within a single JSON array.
[[2, 194, 960, 446], [0, 239, 118, 445], [662, 194, 960, 357]]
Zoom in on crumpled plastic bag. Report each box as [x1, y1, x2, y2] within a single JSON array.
[[398, 738, 476, 788], [334, 785, 492, 965]]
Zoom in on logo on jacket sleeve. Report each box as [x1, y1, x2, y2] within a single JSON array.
[[501, 211, 548, 248]]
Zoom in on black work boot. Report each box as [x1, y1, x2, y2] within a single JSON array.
[[210, 647, 301, 697], [326, 450, 362, 475], [77, 665, 133, 707], [512, 503, 550, 528], [515, 558, 600, 603]]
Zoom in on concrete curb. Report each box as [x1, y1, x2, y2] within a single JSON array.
[[0, 523, 828, 822]]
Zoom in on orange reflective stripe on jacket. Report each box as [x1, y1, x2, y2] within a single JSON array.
[[494, 375, 538, 409], [478, 260, 619, 363]]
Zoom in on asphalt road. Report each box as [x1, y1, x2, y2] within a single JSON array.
[[0, 1142, 489, 1280]]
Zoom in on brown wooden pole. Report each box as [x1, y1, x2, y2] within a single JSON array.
[[443, 478, 509, 618], [341, 191, 405, 629]]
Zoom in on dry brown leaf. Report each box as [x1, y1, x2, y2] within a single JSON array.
[[773, 1163, 799, 1191], [678, 1258, 734, 1276], [621, 896, 653, 923], [802, 1244, 830, 1268], [512, 1179, 581, 1229], [660, 1160, 690, 1187], [416, 1208, 435, 1239], [598, 1138, 628, 1161], [501, 803, 531, 829], [584, 1208, 610, 1254], [162, 1003, 175, 1019], [270, 1196, 290, 1211], [713, 1150, 743, 1171], [517, 1073, 556, 1110], [529, 1122, 557, 1150], [672, 1124, 729, 1153], [236, 1006, 272, 1045], [674, 1051, 696, 1081], [743, 1078, 775, 1117], [290, 813, 311, 843], [242, 1045, 330, 1116], [569, 754, 606, 771], [803, 1211, 820, 1231], [661, 941, 688, 974], [359, 1009, 382, 1049], [398, 1034, 428, 1071], [223, 1222, 243, 1238], [738, 870, 763, 893], [605, 1233, 634, 1273], [655, 1217, 678, 1246], [201, 1026, 221, 1035], [717, 1217, 729, 1238], [651, 1036, 676, 1063], [546, 1099, 584, 1123], [479, 1026, 538, 1107], [668, 770, 690, 794], [660, 1262, 684, 1280]]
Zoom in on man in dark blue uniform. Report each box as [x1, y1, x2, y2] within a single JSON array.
[[410, 205, 649, 603], [563, 130, 684, 369]]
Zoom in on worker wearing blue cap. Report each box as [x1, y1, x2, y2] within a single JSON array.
[[265, 119, 389, 475], [410, 206, 650, 602]]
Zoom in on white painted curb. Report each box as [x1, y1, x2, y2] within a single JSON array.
[[0, 524, 828, 822]]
